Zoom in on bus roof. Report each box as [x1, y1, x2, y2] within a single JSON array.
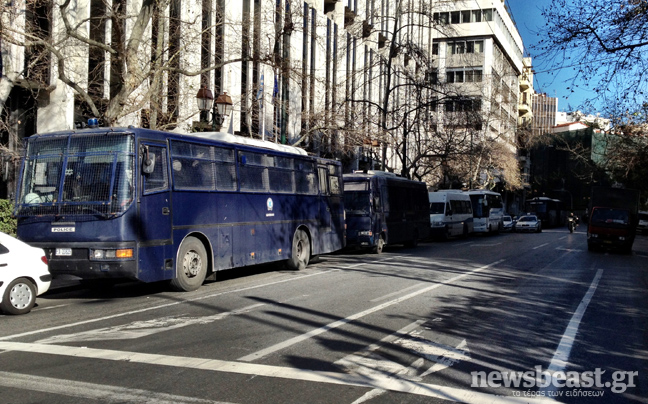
[[464, 189, 501, 195], [29, 128, 309, 157], [189, 131, 308, 156]]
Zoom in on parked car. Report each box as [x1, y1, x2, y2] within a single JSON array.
[[502, 215, 514, 231], [514, 215, 542, 233], [638, 211, 648, 235], [0, 232, 51, 315]]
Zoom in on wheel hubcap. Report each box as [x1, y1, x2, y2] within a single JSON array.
[[10, 283, 33, 309], [296, 241, 304, 259], [183, 251, 202, 278]]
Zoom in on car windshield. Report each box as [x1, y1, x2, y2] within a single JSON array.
[[518, 216, 536, 222], [591, 208, 629, 226], [503, 216, 512, 221]]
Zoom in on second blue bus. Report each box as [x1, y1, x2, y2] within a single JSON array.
[[343, 171, 430, 253]]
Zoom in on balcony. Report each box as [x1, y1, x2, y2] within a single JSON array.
[[519, 75, 531, 91], [518, 102, 531, 116]]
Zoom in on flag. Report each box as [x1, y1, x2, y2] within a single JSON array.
[[272, 75, 279, 101]]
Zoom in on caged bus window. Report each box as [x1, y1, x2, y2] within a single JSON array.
[[268, 156, 295, 193], [239, 152, 270, 192], [171, 141, 236, 191], [143, 146, 169, 194], [295, 161, 317, 195]]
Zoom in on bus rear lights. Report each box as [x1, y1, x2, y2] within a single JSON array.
[[277, 249, 282, 255], [250, 252, 255, 259], [91, 248, 133, 260]]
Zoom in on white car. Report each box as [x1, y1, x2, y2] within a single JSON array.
[[0, 232, 51, 315], [514, 215, 542, 233]]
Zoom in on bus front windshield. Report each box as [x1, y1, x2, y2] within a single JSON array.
[[344, 191, 371, 215], [15, 133, 135, 217]]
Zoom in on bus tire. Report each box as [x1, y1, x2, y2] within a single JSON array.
[[171, 236, 207, 292], [287, 229, 310, 270], [373, 235, 385, 254]]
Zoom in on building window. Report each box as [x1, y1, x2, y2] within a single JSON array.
[[449, 40, 483, 55], [465, 68, 483, 83], [445, 97, 482, 113]]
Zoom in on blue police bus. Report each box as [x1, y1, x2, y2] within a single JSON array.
[[14, 128, 345, 291], [343, 171, 430, 253]]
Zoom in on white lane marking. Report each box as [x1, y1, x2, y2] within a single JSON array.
[[337, 321, 470, 404], [237, 260, 505, 362], [555, 247, 583, 252], [1, 257, 401, 342], [0, 370, 231, 404], [36, 303, 265, 344], [470, 243, 503, 247], [533, 243, 549, 250], [370, 284, 426, 302], [541, 268, 604, 395], [417, 338, 470, 377], [0, 341, 556, 404]]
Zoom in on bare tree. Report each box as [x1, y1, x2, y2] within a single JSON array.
[[536, 0, 648, 114]]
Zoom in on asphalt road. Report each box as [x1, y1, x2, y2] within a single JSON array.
[[1, 226, 647, 404]]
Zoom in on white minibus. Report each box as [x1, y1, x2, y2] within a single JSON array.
[[429, 190, 474, 239]]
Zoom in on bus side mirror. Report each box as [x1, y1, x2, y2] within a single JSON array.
[[142, 147, 156, 174]]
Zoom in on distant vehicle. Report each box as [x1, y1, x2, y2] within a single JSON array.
[[465, 190, 504, 234], [428, 190, 473, 239], [638, 211, 648, 235], [14, 128, 345, 292], [587, 187, 639, 253], [502, 215, 514, 232], [525, 197, 565, 227], [514, 215, 542, 233], [343, 171, 430, 253], [0, 232, 51, 315]]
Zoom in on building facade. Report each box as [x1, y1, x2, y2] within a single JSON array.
[[1, 0, 527, 195]]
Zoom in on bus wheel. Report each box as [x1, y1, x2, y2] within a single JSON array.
[[171, 237, 207, 292], [287, 229, 310, 270], [373, 235, 385, 254]]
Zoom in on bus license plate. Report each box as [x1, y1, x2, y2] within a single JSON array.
[[56, 248, 72, 256]]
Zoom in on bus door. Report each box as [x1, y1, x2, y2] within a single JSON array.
[[373, 178, 386, 242], [318, 166, 332, 233], [138, 142, 173, 281]]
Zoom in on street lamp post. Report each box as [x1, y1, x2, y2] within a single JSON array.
[[195, 88, 233, 132]]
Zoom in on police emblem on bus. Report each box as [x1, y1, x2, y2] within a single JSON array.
[[267, 198, 273, 211]]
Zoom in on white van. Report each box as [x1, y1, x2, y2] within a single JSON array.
[[429, 191, 474, 239]]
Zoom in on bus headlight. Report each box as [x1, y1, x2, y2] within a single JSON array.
[[358, 230, 373, 236], [91, 248, 134, 260]]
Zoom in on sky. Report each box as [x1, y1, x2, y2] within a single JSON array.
[[505, 0, 596, 113]]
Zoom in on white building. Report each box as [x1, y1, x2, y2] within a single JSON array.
[[0, 0, 526, 193]]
